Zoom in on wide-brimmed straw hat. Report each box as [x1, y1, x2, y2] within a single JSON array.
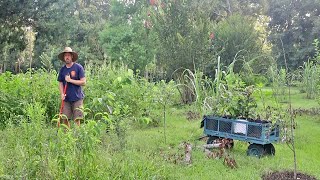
[[58, 47, 78, 62]]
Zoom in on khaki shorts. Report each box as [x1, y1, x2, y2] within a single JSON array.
[[62, 99, 84, 121]]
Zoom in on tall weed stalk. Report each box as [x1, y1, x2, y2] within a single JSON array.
[[268, 65, 287, 101], [300, 60, 318, 99]]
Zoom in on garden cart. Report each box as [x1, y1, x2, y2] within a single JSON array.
[[201, 115, 280, 157]]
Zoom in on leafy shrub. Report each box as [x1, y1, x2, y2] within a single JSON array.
[[0, 69, 60, 128]]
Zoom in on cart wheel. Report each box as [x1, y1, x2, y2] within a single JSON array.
[[227, 139, 234, 149], [264, 144, 275, 156], [247, 144, 264, 157], [207, 136, 234, 149], [206, 136, 219, 144]]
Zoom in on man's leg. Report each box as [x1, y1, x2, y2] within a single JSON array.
[[62, 101, 72, 128], [72, 99, 84, 127]]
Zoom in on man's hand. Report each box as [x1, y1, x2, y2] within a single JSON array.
[[65, 74, 71, 82], [64, 75, 86, 86], [61, 94, 66, 100]]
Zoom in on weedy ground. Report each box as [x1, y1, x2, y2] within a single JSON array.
[[124, 109, 320, 180], [0, 89, 319, 179]]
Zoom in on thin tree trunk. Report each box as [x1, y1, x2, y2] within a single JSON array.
[[163, 104, 166, 144], [281, 37, 297, 179]]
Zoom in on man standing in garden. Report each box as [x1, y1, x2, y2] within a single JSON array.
[[57, 47, 86, 128]]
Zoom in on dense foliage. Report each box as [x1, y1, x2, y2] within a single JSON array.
[[2, 0, 319, 77], [0, 63, 176, 129], [268, 0, 320, 69]]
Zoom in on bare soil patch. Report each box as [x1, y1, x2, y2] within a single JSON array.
[[262, 171, 317, 180]]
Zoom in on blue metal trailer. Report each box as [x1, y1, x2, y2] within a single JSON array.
[[202, 115, 280, 157]]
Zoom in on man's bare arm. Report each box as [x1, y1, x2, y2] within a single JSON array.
[[65, 75, 86, 86], [59, 82, 65, 100]]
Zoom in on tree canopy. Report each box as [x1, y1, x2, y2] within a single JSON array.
[[268, 0, 320, 69], [0, 0, 319, 76]]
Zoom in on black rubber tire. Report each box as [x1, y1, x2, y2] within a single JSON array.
[[247, 144, 264, 157], [264, 143, 275, 156], [228, 140, 234, 149], [206, 136, 219, 144], [207, 136, 234, 149]]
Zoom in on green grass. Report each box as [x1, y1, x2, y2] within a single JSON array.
[[1, 87, 320, 179], [122, 110, 320, 180], [255, 87, 319, 109], [1, 109, 319, 179]]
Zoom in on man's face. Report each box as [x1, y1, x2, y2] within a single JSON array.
[[64, 53, 73, 64]]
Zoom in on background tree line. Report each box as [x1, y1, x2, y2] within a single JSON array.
[[0, 0, 319, 78]]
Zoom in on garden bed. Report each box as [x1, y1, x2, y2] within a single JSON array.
[[262, 171, 317, 180]]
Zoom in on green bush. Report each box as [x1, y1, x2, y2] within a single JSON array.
[[0, 70, 59, 128]]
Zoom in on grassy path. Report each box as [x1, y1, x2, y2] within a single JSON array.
[[126, 111, 320, 179]]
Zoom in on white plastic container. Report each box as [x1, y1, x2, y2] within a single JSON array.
[[233, 119, 248, 134]]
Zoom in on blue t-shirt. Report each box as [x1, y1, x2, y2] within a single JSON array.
[[57, 63, 85, 102]]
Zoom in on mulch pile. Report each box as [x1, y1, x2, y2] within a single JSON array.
[[262, 171, 317, 180]]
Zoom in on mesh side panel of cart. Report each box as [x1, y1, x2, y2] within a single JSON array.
[[206, 118, 218, 131], [219, 121, 232, 133], [248, 125, 262, 138]]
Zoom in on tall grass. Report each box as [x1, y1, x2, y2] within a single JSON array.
[[300, 60, 319, 99], [0, 69, 59, 128], [0, 113, 108, 179], [2, 109, 318, 179], [268, 65, 287, 101]]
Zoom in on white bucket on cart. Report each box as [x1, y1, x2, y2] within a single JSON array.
[[233, 119, 247, 134]]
